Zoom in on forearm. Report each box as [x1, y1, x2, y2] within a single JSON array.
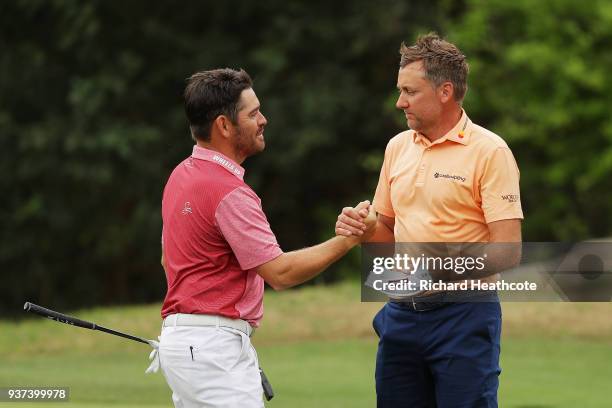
[[260, 200, 376, 289], [466, 242, 522, 279], [460, 220, 522, 279], [429, 219, 522, 281], [269, 236, 360, 290], [436, 242, 522, 281], [366, 220, 394, 243]]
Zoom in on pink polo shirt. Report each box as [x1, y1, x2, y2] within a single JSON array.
[[161, 146, 283, 327]]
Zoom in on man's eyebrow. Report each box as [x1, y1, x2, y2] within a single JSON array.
[[248, 105, 260, 115]]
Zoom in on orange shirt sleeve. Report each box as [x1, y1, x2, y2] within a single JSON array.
[[372, 139, 397, 218], [480, 147, 524, 223]]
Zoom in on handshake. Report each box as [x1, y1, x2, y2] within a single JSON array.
[[334, 200, 378, 242]]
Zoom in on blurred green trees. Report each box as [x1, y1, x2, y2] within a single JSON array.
[[1, 0, 611, 313], [451, 0, 612, 240]]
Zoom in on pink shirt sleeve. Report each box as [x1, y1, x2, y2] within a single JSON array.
[[215, 186, 283, 270]]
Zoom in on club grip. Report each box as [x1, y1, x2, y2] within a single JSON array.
[[23, 302, 96, 330], [260, 368, 274, 401]]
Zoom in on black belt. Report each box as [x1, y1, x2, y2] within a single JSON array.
[[390, 290, 497, 312]]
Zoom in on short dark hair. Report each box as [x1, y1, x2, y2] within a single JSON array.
[[399, 33, 469, 102], [184, 68, 253, 141]]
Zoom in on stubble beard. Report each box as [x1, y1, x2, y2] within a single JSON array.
[[407, 114, 432, 135], [407, 116, 420, 132], [233, 126, 264, 159]]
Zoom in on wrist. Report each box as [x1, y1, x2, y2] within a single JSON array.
[[339, 234, 361, 250]]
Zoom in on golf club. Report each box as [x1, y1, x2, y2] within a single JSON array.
[[23, 301, 274, 401]]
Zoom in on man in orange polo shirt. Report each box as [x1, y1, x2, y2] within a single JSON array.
[[336, 33, 523, 407]]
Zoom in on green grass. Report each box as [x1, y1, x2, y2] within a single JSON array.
[[500, 338, 612, 408], [2, 281, 612, 407]]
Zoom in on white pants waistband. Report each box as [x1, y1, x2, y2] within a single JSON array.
[[163, 313, 254, 337]]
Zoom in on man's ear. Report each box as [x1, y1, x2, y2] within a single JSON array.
[[439, 82, 454, 103], [213, 115, 234, 139]]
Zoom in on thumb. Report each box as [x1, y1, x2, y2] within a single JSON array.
[[368, 202, 376, 217], [354, 200, 370, 213]]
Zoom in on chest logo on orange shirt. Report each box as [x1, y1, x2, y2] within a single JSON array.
[[433, 172, 466, 183]]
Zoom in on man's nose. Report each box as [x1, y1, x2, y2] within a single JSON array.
[[396, 95, 408, 109], [259, 112, 267, 126]]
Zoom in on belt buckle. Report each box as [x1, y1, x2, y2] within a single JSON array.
[[411, 296, 419, 311]]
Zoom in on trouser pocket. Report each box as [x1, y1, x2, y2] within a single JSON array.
[[372, 306, 385, 338]]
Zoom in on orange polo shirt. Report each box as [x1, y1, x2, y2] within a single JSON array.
[[373, 110, 523, 243]]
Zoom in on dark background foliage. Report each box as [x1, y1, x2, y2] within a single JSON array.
[[2, 0, 611, 315]]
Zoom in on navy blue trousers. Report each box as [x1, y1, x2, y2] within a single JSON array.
[[373, 297, 501, 408]]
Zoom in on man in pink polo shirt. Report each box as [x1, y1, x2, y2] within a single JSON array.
[[157, 68, 375, 408]]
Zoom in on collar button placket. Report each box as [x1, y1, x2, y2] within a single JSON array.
[[416, 146, 428, 186]]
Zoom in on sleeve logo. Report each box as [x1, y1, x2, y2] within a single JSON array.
[[501, 194, 520, 203]]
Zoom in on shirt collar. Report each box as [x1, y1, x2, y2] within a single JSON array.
[[412, 110, 472, 147], [191, 145, 245, 180]]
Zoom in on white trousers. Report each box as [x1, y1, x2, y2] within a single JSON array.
[[159, 325, 263, 408]]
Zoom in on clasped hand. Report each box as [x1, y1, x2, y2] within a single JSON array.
[[335, 200, 377, 242]]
